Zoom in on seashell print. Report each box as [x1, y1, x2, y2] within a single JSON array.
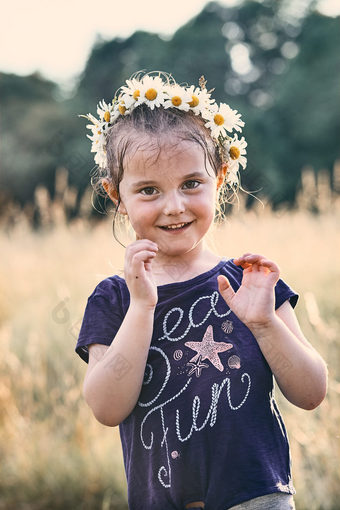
[[221, 320, 234, 334], [173, 350, 183, 361], [228, 355, 241, 369]]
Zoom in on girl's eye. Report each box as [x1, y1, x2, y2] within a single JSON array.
[[183, 180, 200, 189], [140, 187, 157, 196]]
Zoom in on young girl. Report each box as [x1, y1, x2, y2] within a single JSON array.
[[75, 72, 327, 510]]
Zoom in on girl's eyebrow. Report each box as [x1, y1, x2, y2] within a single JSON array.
[[132, 172, 206, 188]]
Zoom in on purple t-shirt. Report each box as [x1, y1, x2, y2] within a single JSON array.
[[75, 257, 298, 510]]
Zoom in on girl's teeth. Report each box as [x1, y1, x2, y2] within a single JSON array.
[[165, 223, 187, 229]]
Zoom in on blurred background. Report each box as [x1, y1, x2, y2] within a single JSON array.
[[0, 0, 339, 508]]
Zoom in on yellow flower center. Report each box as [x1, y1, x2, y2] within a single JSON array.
[[133, 89, 140, 100], [214, 113, 225, 126], [171, 96, 182, 107], [118, 104, 126, 115], [104, 111, 110, 122], [189, 95, 199, 108], [145, 88, 157, 101], [97, 130, 102, 135], [229, 146, 240, 160]]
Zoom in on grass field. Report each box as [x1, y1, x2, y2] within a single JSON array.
[[0, 194, 339, 509]]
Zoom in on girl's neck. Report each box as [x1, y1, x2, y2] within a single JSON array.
[[151, 247, 223, 286]]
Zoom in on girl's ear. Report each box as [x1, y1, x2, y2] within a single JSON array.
[[102, 179, 127, 214], [216, 163, 228, 190]]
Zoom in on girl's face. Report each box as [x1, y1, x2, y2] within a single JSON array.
[[114, 135, 224, 259]]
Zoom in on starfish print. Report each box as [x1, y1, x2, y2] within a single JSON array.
[[186, 354, 209, 378], [185, 324, 233, 372]]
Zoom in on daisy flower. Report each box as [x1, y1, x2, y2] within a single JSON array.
[[135, 75, 166, 110], [227, 136, 247, 173], [82, 113, 108, 167], [82, 112, 108, 143], [87, 125, 105, 151], [204, 102, 245, 138], [97, 100, 118, 124], [116, 93, 135, 116], [121, 78, 143, 102], [186, 85, 214, 115], [163, 84, 192, 111]]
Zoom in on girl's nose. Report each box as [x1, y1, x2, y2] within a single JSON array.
[[163, 190, 186, 216]]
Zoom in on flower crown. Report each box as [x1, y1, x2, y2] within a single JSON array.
[[79, 72, 247, 185]]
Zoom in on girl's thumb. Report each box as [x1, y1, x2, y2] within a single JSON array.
[[217, 275, 235, 304]]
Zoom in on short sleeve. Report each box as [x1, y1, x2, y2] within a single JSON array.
[[274, 277, 299, 310], [75, 278, 125, 364]]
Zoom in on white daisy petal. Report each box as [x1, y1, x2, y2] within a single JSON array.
[[163, 85, 192, 111], [135, 75, 166, 109], [227, 167, 239, 185], [97, 100, 114, 123], [121, 78, 142, 103], [84, 113, 99, 125], [186, 85, 215, 115], [227, 135, 247, 174], [116, 93, 136, 115], [204, 102, 245, 137], [94, 150, 107, 168]]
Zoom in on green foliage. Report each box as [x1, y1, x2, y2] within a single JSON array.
[[77, 31, 169, 109], [0, 72, 67, 205], [274, 13, 340, 171]]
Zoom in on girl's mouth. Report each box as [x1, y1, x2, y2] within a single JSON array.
[[159, 221, 194, 232]]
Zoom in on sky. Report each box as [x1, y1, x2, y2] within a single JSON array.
[[1, 0, 339, 90]]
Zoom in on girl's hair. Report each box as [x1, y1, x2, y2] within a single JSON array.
[[90, 104, 242, 246]]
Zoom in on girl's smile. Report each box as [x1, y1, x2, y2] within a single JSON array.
[[158, 220, 194, 232]]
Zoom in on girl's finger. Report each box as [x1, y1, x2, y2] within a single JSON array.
[[126, 247, 158, 264], [234, 253, 261, 265], [241, 254, 264, 261], [235, 255, 280, 275], [258, 259, 280, 273], [127, 250, 157, 268], [132, 250, 157, 260], [234, 261, 252, 269], [127, 241, 158, 255], [234, 254, 269, 265]]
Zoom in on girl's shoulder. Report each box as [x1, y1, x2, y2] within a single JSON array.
[[88, 274, 120, 297], [87, 273, 130, 306]]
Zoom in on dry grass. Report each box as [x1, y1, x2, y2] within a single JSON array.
[[0, 167, 339, 509]]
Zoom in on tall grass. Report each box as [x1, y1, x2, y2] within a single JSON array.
[[0, 167, 339, 509]]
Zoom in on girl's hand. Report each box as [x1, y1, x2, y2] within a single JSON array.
[[217, 253, 280, 329], [124, 239, 159, 309]]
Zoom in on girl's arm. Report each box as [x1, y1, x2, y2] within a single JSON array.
[[83, 238, 159, 427], [83, 303, 155, 427], [218, 253, 328, 410], [248, 300, 327, 409]]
